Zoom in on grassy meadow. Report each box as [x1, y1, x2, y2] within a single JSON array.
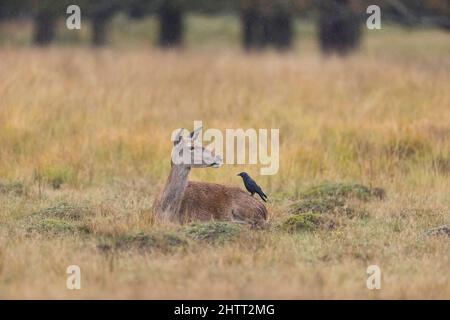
[[0, 17, 449, 299]]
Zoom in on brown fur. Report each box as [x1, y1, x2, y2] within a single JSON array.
[[153, 166, 267, 227], [180, 181, 267, 225]]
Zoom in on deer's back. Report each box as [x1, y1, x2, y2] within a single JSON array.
[[179, 181, 267, 226]]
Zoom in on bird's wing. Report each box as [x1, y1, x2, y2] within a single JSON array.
[[246, 178, 265, 196], [243, 179, 253, 192], [253, 183, 264, 194], [247, 178, 258, 188]]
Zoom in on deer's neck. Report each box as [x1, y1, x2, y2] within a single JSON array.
[[159, 164, 190, 219]]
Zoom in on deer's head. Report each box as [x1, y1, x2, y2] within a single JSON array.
[[171, 127, 222, 169]]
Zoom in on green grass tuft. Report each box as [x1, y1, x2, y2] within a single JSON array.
[[20, 202, 93, 236], [385, 136, 432, 160], [34, 202, 91, 221], [36, 166, 76, 189], [184, 222, 242, 244], [282, 213, 321, 233], [28, 218, 79, 235]]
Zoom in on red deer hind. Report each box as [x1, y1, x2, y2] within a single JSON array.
[[153, 127, 267, 226]]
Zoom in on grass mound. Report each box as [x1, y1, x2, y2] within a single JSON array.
[[426, 224, 450, 238], [282, 213, 321, 232], [34, 202, 91, 221], [27, 218, 80, 235], [289, 182, 382, 216], [299, 182, 379, 202], [285, 182, 381, 232], [104, 231, 187, 253], [184, 222, 242, 244], [289, 196, 352, 215], [0, 181, 27, 196], [22, 202, 93, 236]]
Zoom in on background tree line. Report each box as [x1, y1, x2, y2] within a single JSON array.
[[0, 0, 448, 54]]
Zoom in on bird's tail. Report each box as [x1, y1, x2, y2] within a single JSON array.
[[259, 193, 267, 202]]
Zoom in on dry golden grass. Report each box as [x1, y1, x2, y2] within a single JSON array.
[[0, 25, 449, 299]]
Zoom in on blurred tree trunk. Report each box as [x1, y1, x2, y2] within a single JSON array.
[[92, 14, 109, 46], [318, 0, 361, 55], [242, 6, 293, 51], [242, 9, 254, 49], [33, 10, 56, 45], [242, 8, 266, 50], [90, 1, 121, 47], [158, 3, 184, 48], [268, 10, 293, 50]]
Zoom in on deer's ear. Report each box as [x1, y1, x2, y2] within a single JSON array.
[[172, 128, 185, 146], [190, 126, 202, 141]]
